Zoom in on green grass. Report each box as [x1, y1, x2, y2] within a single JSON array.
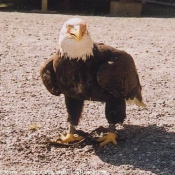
[[0, 3, 14, 8], [0, 3, 7, 8]]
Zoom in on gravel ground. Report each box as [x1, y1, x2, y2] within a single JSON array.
[[0, 12, 175, 175]]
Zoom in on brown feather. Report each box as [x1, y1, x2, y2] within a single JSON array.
[[96, 44, 144, 105], [40, 43, 146, 126], [40, 53, 62, 96]]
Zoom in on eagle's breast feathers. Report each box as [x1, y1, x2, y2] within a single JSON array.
[[40, 43, 145, 106]]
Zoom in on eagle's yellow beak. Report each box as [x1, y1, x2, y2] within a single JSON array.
[[68, 23, 87, 41]]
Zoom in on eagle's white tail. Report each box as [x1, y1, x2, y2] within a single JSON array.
[[126, 98, 146, 107]]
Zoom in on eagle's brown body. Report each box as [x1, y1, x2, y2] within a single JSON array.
[[40, 43, 144, 126]]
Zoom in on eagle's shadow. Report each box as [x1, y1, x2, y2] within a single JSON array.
[[94, 124, 175, 174]]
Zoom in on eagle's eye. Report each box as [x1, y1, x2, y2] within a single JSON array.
[[66, 24, 74, 34], [66, 24, 74, 29]]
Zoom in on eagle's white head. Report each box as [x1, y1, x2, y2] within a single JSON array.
[[58, 18, 94, 61]]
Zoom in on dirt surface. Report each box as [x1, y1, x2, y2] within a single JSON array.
[[0, 12, 175, 175]]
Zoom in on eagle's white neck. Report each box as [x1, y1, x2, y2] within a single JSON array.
[[58, 32, 94, 61]]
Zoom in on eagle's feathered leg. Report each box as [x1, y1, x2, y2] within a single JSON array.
[[40, 54, 62, 96], [60, 96, 84, 143], [97, 97, 126, 147]]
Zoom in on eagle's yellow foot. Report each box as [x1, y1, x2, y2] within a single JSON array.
[[97, 132, 117, 147], [60, 133, 84, 144]]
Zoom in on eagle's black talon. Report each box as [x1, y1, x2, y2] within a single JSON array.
[[95, 126, 108, 133], [76, 129, 89, 137]]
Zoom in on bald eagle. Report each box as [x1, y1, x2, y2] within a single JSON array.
[[40, 18, 146, 147]]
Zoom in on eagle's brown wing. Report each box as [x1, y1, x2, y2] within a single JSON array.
[[40, 53, 62, 96], [97, 50, 145, 106]]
